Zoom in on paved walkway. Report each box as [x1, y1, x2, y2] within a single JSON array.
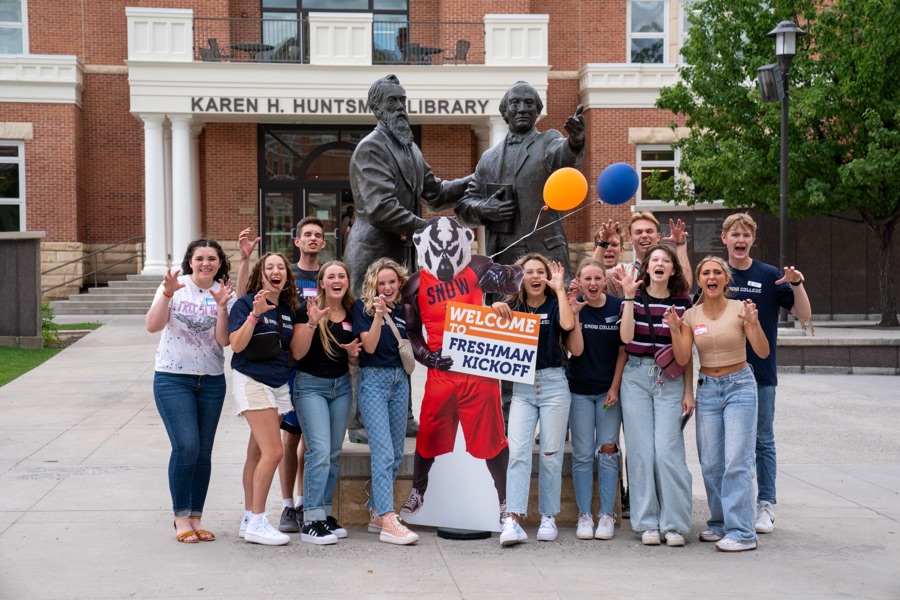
[[2, 316, 899, 599]]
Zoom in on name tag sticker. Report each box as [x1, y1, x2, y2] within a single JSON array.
[[303, 287, 317, 298], [205, 296, 216, 305], [605, 315, 619, 324], [748, 281, 762, 289], [342, 322, 353, 332], [694, 324, 709, 336]]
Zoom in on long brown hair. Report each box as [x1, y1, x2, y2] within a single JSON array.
[[313, 261, 355, 360], [637, 244, 690, 297], [504, 253, 553, 306], [246, 252, 300, 312]]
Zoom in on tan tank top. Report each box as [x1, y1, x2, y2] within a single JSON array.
[[683, 300, 747, 367]]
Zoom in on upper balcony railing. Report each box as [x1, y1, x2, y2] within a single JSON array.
[[192, 17, 484, 66], [126, 8, 549, 68]]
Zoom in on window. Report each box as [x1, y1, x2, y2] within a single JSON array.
[[0, 141, 25, 232], [0, 0, 26, 54], [680, 1, 699, 63], [636, 145, 676, 205], [629, 1, 667, 64]]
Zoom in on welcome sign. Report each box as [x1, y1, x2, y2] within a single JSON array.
[[441, 301, 540, 385]]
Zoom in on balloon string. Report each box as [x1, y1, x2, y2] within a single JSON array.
[[489, 202, 597, 260]]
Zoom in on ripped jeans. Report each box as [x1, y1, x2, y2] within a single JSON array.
[[505, 367, 571, 517]]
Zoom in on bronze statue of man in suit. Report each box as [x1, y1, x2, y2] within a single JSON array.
[[345, 74, 471, 295], [455, 81, 586, 278]]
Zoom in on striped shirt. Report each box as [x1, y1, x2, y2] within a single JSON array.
[[621, 290, 692, 357]]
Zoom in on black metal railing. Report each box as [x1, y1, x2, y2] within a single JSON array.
[[193, 17, 483, 66], [41, 236, 145, 296]]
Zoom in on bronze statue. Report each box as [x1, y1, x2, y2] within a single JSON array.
[[455, 81, 586, 277], [345, 74, 472, 296]]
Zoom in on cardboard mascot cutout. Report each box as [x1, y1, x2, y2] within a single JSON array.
[[399, 216, 524, 526]]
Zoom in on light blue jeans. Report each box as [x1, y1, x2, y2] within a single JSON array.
[[506, 367, 571, 517], [696, 366, 758, 543], [620, 355, 692, 534], [569, 391, 622, 516], [756, 384, 777, 504], [357, 366, 409, 516], [294, 371, 352, 522]]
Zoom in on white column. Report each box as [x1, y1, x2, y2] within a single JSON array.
[[170, 115, 193, 261], [163, 122, 173, 268], [489, 116, 509, 146], [190, 124, 203, 240], [141, 115, 168, 274]]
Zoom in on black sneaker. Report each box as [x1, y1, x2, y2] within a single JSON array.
[[325, 515, 348, 539], [278, 506, 300, 533], [301, 520, 337, 545]]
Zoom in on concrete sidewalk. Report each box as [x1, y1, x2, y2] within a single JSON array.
[[2, 316, 899, 599]]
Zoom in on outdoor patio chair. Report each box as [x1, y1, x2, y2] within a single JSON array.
[[444, 39, 470, 64]]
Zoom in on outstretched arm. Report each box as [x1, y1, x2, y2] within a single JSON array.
[[401, 274, 452, 369], [471, 255, 525, 295]]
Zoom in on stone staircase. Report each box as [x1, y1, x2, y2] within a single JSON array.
[[50, 274, 160, 315]]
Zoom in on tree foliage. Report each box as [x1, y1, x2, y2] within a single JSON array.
[[655, 0, 900, 325]]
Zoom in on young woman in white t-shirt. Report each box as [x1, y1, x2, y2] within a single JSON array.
[[145, 238, 235, 544]]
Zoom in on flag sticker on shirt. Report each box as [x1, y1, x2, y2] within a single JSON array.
[[342, 322, 353, 332], [693, 324, 709, 336]]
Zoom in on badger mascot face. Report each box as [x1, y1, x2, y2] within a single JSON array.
[[413, 216, 474, 283]]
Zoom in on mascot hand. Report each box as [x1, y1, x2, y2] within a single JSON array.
[[481, 263, 525, 295], [425, 349, 454, 371]]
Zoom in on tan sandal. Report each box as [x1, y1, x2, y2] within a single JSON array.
[[193, 528, 216, 542], [174, 521, 199, 543]]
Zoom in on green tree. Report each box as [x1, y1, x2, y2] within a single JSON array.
[[654, 0, 900, 326]]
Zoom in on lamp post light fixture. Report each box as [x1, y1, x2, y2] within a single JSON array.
[[758, 20, 805, 325]]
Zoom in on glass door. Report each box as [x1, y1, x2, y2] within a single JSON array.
[[303, 188, 339, 264], [261, 190, 300, 257]]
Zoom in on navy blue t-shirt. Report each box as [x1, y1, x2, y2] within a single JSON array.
[[292, 265, 319, 302], [729, 260, 794, 387], [509, 296, 564, 371], [294, 303, 354, 378], [566, 296, 624, 395], [228, 294, 294, 388], [351, 299, 407, 369]]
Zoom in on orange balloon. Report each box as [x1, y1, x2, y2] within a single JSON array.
[[543, 167, 588, 211]]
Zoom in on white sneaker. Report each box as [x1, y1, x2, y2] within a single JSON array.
[[641, 529, 661, 545], [665, 531, 685, 547], [699, 529, 722, 542], [716, 536, 758, 552], [238, 514, 250, 539], [244, 513, 290, 546], [594, 513, 615, 540], [499, 518, 527, 547], [536, 515, 558, 541], [576, 513, 594, 540], [755, 501, 775, 533]]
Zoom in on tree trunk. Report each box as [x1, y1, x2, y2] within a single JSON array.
[[875, 219, 899, 327]]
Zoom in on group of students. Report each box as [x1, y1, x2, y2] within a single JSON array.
[[147, 209, 810, 552]]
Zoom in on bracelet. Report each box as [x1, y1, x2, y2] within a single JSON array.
[[675, 242, 687, 247], [162, 289, 173, 298], [246, 313, 259, 324], [306, 321, 318, 329], [595, 240, 610, 249], [790, 280, 803, 287], [623, 298, 635, 301]]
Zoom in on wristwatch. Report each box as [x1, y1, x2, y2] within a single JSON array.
[[595, 240, 610, 249]]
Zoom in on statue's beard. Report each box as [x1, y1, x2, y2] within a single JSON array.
[[384, 111, 414, 146]]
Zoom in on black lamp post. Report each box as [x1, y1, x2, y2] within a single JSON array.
[[758, 20, 805, 324]]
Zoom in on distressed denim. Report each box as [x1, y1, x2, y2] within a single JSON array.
[[569, 392, 622, 516]]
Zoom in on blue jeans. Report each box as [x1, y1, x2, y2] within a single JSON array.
[[153, 371, 226, 517], [506, 367, 571, 516], [620, 355, 692, 533], [569, 392, 622, 516], [295, 372, 352, 522], [756, 384, 777, 504], [357, 367, 409, 516], [696, 366, 758, 542]]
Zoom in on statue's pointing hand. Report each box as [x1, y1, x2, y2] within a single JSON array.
[[565, 104, 586, 150]]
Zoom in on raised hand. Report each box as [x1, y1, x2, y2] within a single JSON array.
[[565, 104, 586, 148], [568, 277, 583, 297], [597, 218, 621, 244], [251, 290, 270, 317], [567, 291, 588, 315], [211, 279, 233, 308], [737, 299, 759, 325], [775, 266, 804, 286], [663, 218, 688, 245], [491, 301, 513, 320], [663, 305, 683, 330], [162, 269, 185, 296], [339, 338, 363, 359], [619, 263, 642, 298], [238, 228, 260, 260], [373, 295, 391, 316], [543, 261, 567, 293], [306, 297, 331, 325]]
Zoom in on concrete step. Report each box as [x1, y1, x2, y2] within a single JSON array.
[[69, 293, 155, 302], [51, 305, 149, 315], [50, 299, 151, 312], [107, 280, 160, 289]]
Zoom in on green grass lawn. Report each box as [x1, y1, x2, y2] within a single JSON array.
[[57, 322, 103, 330], [0, 346, 62, 387]]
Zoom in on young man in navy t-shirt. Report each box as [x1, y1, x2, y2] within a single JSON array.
[[721, 213, 811, 535]]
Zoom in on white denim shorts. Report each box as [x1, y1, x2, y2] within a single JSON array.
[[231, 370, 292, 416]]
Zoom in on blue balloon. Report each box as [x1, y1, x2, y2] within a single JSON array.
[[597, 163, 639, 205]]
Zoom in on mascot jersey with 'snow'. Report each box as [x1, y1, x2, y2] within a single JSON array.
[[402, 217, 523, 462]]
